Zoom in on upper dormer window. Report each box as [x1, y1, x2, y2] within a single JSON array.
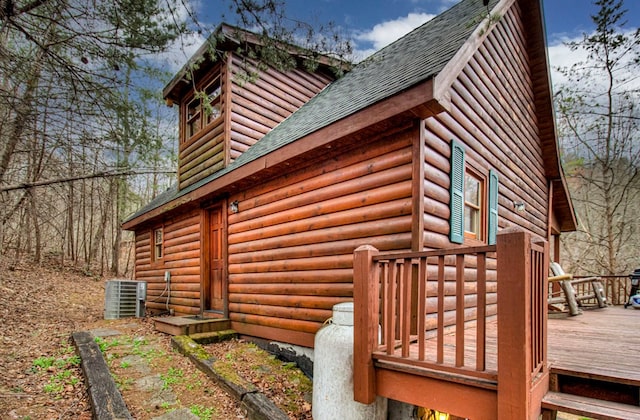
[[183, 76, 222, 143], [206, 79, 222, 124], [186, 96, 201, 139]]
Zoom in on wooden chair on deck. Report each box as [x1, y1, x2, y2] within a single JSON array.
[[548, 262, 607, 316]]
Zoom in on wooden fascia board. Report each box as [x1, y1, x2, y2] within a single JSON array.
[[552, 178, 577, 232], [432, 0, 516, 110], [123, 79, 440, 230], [524, 0, 577, 230], [163, 41, 213, 104], [525, 0, 563, 180], [163, 24, 238, 103]]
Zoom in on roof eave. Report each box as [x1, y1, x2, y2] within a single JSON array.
[[162, 23, 350, 106], [122, 79, 440, 231], [524, 0, 577, 231]]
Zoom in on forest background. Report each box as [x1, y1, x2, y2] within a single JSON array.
[[0, 0, 638, 278]]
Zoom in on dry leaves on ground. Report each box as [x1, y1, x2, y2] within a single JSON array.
[[0, 256, 313, 420]]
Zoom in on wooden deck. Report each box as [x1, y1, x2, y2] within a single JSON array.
[[547, 306, 640, 406], [370, 306, 640, 419], [380, 305, 640, 385], [353, 231, 640, 419]]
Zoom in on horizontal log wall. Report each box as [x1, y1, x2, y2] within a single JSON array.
[[227, 128, 416, 346], [422, 3, 547, 329], [135, 210, 201, 315], [228, 54, 333, 161], [178, 64, 227, 190]]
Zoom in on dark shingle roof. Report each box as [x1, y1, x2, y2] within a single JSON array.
[[125, 0, 498, 224]]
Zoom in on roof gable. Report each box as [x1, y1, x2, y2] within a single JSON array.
[[173, 0, 500, 183]]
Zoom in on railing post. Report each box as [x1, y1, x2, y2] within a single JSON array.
[[496, 228, 548, 420], [353, 245, 379, 404]]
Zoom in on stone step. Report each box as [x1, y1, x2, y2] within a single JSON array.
[[189, 329, 238, 344], [153, 316, 231, 336]]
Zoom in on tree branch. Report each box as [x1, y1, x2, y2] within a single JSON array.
[[0, 170, 176, 192]]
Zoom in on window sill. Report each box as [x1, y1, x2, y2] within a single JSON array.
[[180, 115, 224, 150]]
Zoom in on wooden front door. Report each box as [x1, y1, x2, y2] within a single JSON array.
[[206, 206, 225, 313]]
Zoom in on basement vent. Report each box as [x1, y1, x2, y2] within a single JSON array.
[[104, 280, 147, 319]]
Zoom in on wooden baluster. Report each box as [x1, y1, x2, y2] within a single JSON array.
[[417, 256, 427, 361], [401, 259, 412, 358], [437, 255, 445, 364], [379, 261, 388, 347], [455, 253, 465, 367], [476, 252, 487, 372], [387, 260, 398, 355]]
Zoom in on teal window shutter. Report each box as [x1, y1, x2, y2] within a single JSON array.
[[449, 140, 465, 244], [488, 169, 499, 245]]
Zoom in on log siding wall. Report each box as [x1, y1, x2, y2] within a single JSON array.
[[228, 55, 332, 162], [421, 4, 548, 329], [226, 129, 416, 346], [424, 3, 548, 246], [134, 210, 201, 315], [177, 55, 333, 190], [135, 2, 558, 350]]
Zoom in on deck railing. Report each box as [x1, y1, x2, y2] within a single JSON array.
[[354, 228, 550, 419], [370, 245, 497, 380], [572, 275, 632, 305]]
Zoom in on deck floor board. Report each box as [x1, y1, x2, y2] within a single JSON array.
[[376, 306, 640, 387], [548, 306, 640, 386]]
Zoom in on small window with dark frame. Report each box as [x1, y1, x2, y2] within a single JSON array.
[[183, 76, 222, 143], [205, 77, 222, 124], [153, 228, 163, 260], [186, 97, 201, 139]]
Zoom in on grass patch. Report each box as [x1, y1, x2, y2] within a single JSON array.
[[161, 367, 184, 390], [190, 404, 215, 419], [32, 352, 82, 397]]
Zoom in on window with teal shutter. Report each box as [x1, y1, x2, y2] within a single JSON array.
[[449, 140, 465, 244], [488, 170, 499, 245]]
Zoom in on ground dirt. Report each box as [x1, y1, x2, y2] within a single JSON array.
[[0, 255, 589, 420], [0, 256, 311, 419]]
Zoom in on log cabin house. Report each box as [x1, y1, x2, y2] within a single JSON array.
[[123, 0, 576, 349], [122, 0, 631, 417]]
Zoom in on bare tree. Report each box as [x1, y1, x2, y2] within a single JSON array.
[[0, 0, 184, 268], [0, 0, 351, 273], [555, 0, 640, 275]]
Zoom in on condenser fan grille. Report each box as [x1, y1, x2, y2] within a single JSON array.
[[104, 280, 146, 319]]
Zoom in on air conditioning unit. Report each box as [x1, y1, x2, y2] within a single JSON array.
[[104, 280, 147, 319]]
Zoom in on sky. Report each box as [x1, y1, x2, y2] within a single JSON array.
[[174, 0, 640, 91], [186, 0, 639, 87]]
